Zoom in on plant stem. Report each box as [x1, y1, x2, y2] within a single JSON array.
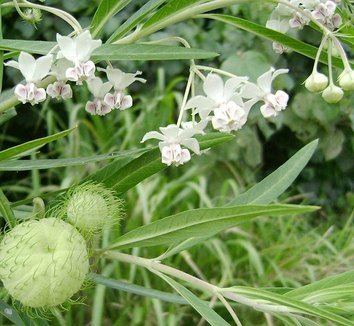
[[195, 65, 246, 79], [177, 69, 194, 127], [312, 35, 329, 73], [103, 251, 219, 294], [327, 39, 334, 85], [216, 292, 243, 326], [1, 1, 82, 32]]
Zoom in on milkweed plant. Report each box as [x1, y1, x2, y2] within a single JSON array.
[[0, 0, 352, 325]]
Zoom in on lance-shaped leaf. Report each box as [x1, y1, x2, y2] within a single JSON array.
[[107, 204, 318, 250]]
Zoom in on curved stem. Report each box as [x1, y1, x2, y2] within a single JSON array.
[[1, 1, 82, 32], [331, 36, 351, 71], [195, 65, 242, 79], [177, 69, 195, 127], [13, 0, 32, 20], [216, 292, 243, 326], [327, 39, 334, 85], [103, 251, 219, 294], [312, 35, 329, 73]]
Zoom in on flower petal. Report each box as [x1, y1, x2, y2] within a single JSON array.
[[18, 52, 36, 82], [180, 138, 200, 155], [203, 73, 224, 102], [141, 131, 166, 143], [159, 124, 180, 139], [240, 82, 263, 99], [223, 76, 248, 100], [56, 33, 76, 62], [4, 60, 19, 70], [32, 55, 52, 82], [257, 67, 275, 94]]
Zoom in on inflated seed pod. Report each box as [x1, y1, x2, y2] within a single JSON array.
[[64, 182, 124, 234], [0, 218, 89, 308]]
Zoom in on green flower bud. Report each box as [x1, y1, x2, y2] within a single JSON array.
[[322, 84, 344, 104], [339, 69, 354, 91], [305, 72, 328, 93], [0, 218, 89, 308], [64, 182, 124, 234]]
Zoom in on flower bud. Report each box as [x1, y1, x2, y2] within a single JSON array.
[[23, 9, 42, 25], [0, 218, 89, 308], [339, 69, 354, 91], [322, 84, 344, 103], [305, 72, 328, 93], [64, 183, 124, 234]]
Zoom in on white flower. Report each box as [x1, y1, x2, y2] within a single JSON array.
[[46, 59, 73, 100], [99, 66, 146, 110], [85, 77, 112, 116], [5, 52, 52, 84], [14, 83, 46, 105], [181, 120, 208, 135], [141, 124, 201, 166], [5, 52, 52, 105], [210, 95, 258, 133], [56, 31, 102, 84], [241, 67, 290, 118], [104, 92, 133, 111], [266, 17, 290, 53], [312, 1, 341, 29], [185, 73, 248, 119], [47, 81, 73, 100]]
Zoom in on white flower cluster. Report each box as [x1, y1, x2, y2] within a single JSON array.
[[5, 30, 145, 115], [267, 0, 342, 54], [142, 67, 290, 167]]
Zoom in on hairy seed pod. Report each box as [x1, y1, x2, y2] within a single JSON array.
[[322, 84, 344, 104], [64, 182, 124, 234], [0, 218, 89, 308], [24, 9, 42, 25]]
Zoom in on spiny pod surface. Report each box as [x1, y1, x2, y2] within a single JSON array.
[[65, 182, 123, 234], [0, 218, 89, 308]]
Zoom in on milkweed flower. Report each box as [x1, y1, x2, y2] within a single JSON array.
[[56, 30, 102, 84], [85, 77, 112, 116], [241, 67, 289, 118], [185, 73, 248, 120], [46, 59, 73, 100], [142, 124, 201, 166], [5, 52, 52, 105], [100, 67, 146, 110]]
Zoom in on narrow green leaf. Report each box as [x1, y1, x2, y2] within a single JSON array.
[[286, 271, 354, 300], [0, 126, 76, 161], [0, 148, 148, 171], [223, 286, 352, 325], [157, 273, 230, 326], [90, 273, 187, 304], [0, 299, 24, 326], [0, 187, 16, 228], [91, 0, 132, 38], [229, 139, 319, 205], [107, 204, 318, 250], [102, 133, 234, 194], [0, 40, 218, 61], [200, 14, 345, 69], [107, 0, 167, 42]]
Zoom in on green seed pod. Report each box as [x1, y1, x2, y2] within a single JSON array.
[[64, 182, 124, 234], [322, 84, 344, 104], [0, 218, 89, 308]]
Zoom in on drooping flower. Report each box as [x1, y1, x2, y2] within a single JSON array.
[[312, 1, 342, 30], [46, 59, 73, 100], [181, 120, 208, 135], [266, 18, 290, 54], [5, 52, 52, 105], [141, 124, 200, 166], [241, 67, 290, 118], [85, 77, 112, 116], [99, 67, 146, 111], [185, 73, 248, 119], [56, 30, 102, 84]]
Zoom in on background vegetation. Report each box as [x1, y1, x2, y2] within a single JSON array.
[[0, 0, 353, 325]]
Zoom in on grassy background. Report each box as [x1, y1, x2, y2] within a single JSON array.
[[0, 1, 353, 325]]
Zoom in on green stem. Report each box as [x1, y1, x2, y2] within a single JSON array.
[[327, 39, 334, 85], [0, 187, 16, 229], [1, 1, 82, 32], [312, 35, 329, 73], [103, 251, 219, 294], [177, 69, 194, 127]]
